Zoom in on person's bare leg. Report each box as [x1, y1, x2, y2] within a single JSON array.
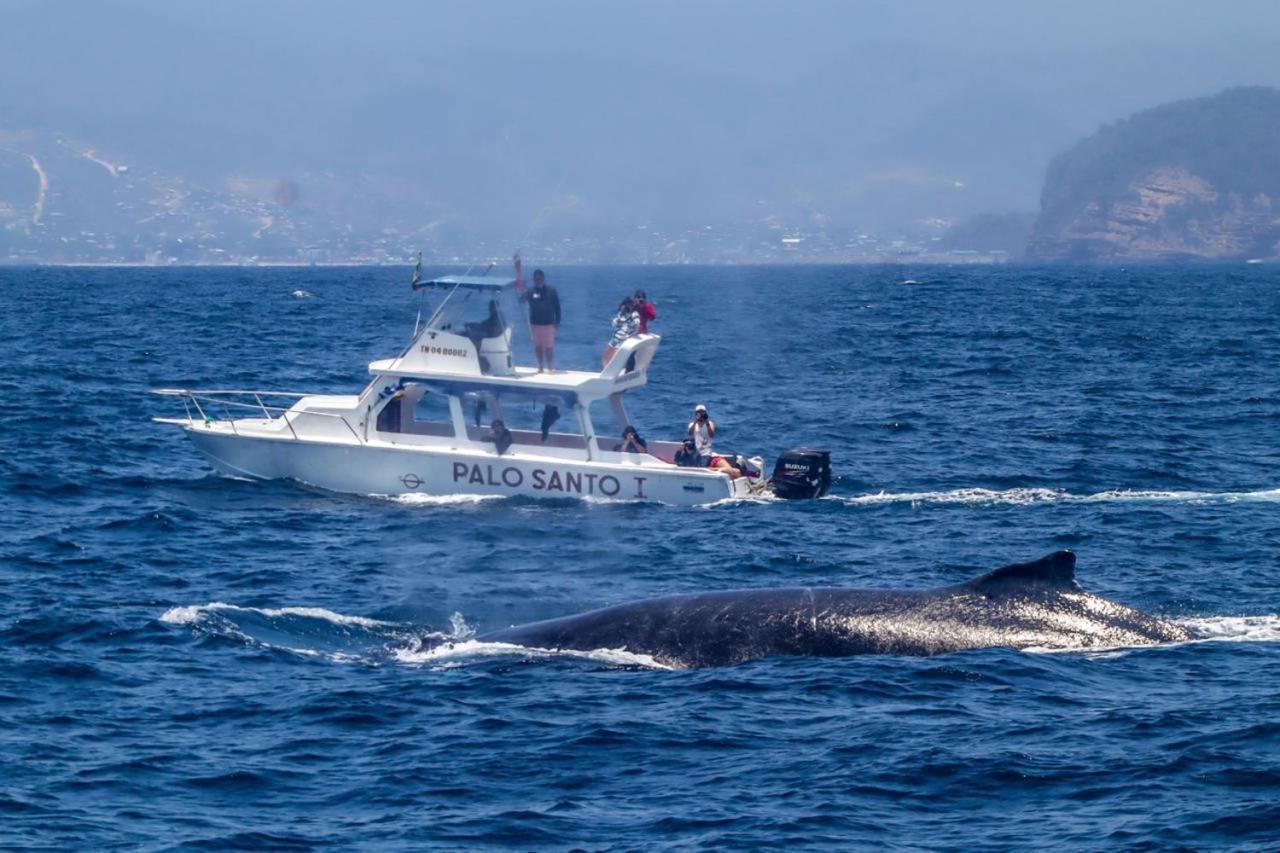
[[546, 346, 554, 374], [711, 458, 742, 478], [602, 346, 616, 367], [535, 345, 545, 372]]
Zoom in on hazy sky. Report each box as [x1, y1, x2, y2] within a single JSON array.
[[3, 0, 1279, 241]]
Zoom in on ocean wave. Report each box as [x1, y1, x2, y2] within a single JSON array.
[[832, 487, 1280, 508], [158, 602, 407, 664], [160, 602, 395, 628], [392, 638, 672, 670], [162, 601, 672, 669]]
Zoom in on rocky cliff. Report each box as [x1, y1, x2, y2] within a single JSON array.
[[1028, 87, 1280, 261]]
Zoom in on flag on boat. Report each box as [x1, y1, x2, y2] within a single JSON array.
[[410, 253, 424, 291], [513, 249, 525, 294]]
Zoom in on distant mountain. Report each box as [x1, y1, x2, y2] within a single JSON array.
[[0, 131, 337, 263], [1028, 87, 1280, 261]]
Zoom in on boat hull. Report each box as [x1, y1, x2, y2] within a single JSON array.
[[184, 428, 742, 505]]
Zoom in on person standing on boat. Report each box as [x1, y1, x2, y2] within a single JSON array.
[[521, 269, 561, 373], [634, 289, 656, 334], [686, 403, 716, 463]]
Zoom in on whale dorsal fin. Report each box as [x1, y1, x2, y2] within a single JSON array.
[[966, 550, 1078, 594]]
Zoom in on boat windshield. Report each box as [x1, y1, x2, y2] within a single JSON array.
[[428, 285, 518, 337]]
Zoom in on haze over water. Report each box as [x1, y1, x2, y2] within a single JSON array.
[[3, 264, 1280, 847], [3, 1, 1280, 261]]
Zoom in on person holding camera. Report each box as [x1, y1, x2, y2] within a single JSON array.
[[614, 424, 648, 454], [686, 403, 716, 464], [489, 419, 513, 456], [674, 437, 701, 467]]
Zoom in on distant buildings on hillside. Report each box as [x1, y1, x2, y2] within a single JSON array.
[[2, 217, 1012, 266]]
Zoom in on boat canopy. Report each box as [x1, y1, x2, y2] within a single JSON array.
[[369, 332, 657, 404], [417, 275, 516, 292], [409, 377, 579, 409]]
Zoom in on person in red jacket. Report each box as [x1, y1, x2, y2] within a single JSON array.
[[634, 289, 656, 334]]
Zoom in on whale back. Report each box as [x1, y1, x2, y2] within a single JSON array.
[[481, 588, 821, 668], [960, 550, 1080, 596], [471, 550, 1191, 667]]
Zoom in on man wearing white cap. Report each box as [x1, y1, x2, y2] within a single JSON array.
[[686, 403, 716, 464]]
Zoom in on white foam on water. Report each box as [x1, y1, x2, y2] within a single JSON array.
[[392, 638, 672, 670], [698, 495, 778, 510], [838, 487, 1065, 507], [1024, 642, 1147, 657], [580, 494, 652, 506], [448, 611, 475, 640], [1025, 615, 1280, 657], [388, 492, 505, 506], [1181, 615, 1280, 643], [290, 289, 314, 298], [159, 602, 395, 629], [161, 602, 412, 665], [833, 487, 1280, 508]]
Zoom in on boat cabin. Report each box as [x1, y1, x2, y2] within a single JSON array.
[[361, 275, 675, 464]]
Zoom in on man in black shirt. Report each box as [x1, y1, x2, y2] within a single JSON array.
[[521, 269, 561, 373], [614, 424, 648, 454], [674, 437, 701, 467], [489, 419, 513, 455]]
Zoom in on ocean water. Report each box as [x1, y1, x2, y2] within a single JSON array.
[[3, 263, 1280, 849]]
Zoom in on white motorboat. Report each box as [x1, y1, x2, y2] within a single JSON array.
[[153, 275, 831, 505]]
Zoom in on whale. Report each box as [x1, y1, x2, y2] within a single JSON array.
[[473, 551, 1191, 668]]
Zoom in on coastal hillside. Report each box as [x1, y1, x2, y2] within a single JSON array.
[[1028, 87, 1280, 261]]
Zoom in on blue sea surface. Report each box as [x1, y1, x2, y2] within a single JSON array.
[[2, 264, 1280, 849]]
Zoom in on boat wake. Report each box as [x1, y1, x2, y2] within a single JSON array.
[[389, 492, 506, 507], [365, 485, 1280, 511], [832, 487, 1280, 508]]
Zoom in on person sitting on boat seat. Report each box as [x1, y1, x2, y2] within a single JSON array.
[[614, 424, 648, 454], [375, 388, 406, 433], [489, 419, 513, 455], [464, 299, 505, 346], [674, 437, 701, 467]]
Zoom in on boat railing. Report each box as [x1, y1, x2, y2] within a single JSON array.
[[151, 388, 364, 444]]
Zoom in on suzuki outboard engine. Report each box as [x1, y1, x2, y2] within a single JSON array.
[[770, 448, 832, 499]]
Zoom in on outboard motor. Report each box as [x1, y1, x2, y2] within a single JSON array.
[[770, 448, 832, 499]]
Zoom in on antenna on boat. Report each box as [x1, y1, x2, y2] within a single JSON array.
[[410, 252, 426, 337]]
